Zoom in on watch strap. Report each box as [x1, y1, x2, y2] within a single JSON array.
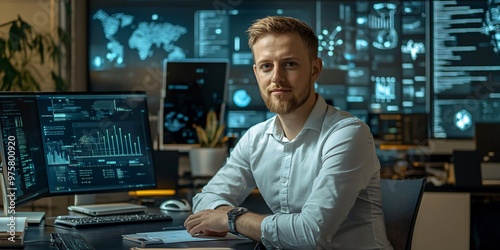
[[227, 207, 248, 235]]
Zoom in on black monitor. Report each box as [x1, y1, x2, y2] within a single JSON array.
[[0, 93, 50, 210], [0, 92, 157, 207], [159, 59, 228, 150], [34, 92, 157, 195], [475, 123, 500, 162]]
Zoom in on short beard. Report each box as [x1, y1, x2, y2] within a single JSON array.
[[264, 89, 310, 115]]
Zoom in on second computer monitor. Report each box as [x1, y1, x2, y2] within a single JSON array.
[[0, 93, 50, 208], [159, 58, 229, 150], [35, 92, 157, 195]]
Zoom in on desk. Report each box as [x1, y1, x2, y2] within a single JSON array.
[[21, 208, 257, 250]]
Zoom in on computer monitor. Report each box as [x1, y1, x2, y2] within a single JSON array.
[[0, 93, 50, 212], [475, 123, 500, 162], [431, 0, 500, 139], [33, 92, 157, 196], [159, 58, 229, 150], [1, 92, 158, 212]]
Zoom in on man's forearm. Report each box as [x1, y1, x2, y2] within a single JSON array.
[[236, 211, 266, 242], [215, 205, 267, 242]]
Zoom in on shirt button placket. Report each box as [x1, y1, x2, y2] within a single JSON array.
[[280, 143, 292, 213]]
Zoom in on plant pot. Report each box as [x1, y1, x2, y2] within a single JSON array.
[[188, 147, 228, 177]]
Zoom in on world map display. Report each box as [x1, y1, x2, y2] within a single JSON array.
[[92, 9, 188, 64]]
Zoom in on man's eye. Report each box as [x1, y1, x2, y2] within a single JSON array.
[[260, 64, 272, 70], [285, 62, 297, 67]]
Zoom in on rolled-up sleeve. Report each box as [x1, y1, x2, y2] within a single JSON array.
[[261, 214, 280, 248]]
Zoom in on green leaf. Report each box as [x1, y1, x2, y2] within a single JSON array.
[[35, 34, 45, 64], [0, 60, 19, 91], [8, 21, 22, 52], [0, 38, 6, 58], [52, 72, 67, 91]]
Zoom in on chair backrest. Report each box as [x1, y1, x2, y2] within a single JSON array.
[[380, 178, 426, 250]]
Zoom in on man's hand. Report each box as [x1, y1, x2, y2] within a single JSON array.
[[184, 209, 229, 237]]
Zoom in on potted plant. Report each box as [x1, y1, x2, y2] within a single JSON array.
[[189, 109, 228, 178], [0, 15, 70, 91]]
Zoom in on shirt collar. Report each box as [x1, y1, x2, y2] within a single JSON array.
[[266, 94, 329, 140]]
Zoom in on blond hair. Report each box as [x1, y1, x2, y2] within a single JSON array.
[[246, 16, 318, 60]]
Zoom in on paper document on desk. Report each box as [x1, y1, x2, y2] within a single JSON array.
[[122, 230, 250, 245]]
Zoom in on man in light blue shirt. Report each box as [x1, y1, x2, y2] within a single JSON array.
[[184, 16, 392, 250]]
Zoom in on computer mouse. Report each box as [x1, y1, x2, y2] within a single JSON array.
[[159, 198, 192, 212]]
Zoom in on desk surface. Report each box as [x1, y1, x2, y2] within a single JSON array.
[[22, 209, 257, 250]]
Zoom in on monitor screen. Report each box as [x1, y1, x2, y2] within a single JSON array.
[[87, 0, 431, 135], [431, 0, 500, 139], [0, 93, 49, 208], [35, 92, 157, 195], [159, 59, 228, 148]]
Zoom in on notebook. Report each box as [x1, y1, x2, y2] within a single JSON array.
[[67, 203, 147, 216]]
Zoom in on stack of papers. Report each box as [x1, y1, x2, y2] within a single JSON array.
[[122, 229, 251, 246], [0, 217, 27, 248]]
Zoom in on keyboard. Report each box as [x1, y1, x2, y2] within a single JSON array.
[[54, 212, 172, 228], [51, 233, 95, 250]]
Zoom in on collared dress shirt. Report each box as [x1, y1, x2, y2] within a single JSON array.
[[192, 95, 393, 250]]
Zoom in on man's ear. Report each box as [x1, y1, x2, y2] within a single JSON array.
[[311, 58, 323, 80]]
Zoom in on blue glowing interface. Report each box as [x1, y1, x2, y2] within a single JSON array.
[[0, 92, 156, 205], [87, 0, 500, 139], [0, 94, 49, 207]]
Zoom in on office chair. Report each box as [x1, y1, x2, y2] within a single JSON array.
[[380, 177, 426, 250]]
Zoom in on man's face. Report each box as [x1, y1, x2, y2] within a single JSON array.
[[252, 32, 322, 115]]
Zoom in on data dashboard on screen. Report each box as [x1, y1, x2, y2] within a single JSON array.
[[87, 0, 431, 141], [36, 93, 157, 194], [431, 0, 500, 139], [0, 92, 157, 208]]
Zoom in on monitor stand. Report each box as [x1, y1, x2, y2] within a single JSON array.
[[0, 175, 45, 224], [74, 194, 96, 206], [70, 194, 145, 216]]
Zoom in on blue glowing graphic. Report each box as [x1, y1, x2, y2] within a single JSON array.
[[233, 89, 252, 108]]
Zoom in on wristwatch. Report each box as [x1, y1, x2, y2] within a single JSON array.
[[227, 207, 248, 235]]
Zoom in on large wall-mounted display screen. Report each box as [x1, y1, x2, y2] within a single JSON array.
[[86, 0, 499, 140], [431, 0, 500, 139]]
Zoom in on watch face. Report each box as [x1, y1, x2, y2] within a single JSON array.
[[228, 207, 248, 216]]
